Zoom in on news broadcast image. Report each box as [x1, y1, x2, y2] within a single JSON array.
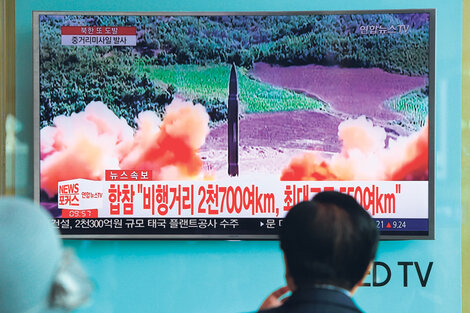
[[36, 12, 433, 238]]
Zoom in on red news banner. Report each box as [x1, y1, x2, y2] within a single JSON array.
[[61, 26, 137, 46], [58, 170, 428, 220]]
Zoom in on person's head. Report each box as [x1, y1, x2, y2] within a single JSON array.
[[280, 191, 379, 293], [0, 197, 91, 313]]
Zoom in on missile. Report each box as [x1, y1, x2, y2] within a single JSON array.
[[228, 63, 239, 177]]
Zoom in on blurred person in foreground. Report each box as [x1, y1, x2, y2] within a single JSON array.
[[0, 197, 91, 313], [258, 191, 379, 313]]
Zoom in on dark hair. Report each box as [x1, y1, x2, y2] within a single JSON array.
[[280, 191, 379, 290]]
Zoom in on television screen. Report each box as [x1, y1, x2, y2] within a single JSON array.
[[34, 10, 434, 239]]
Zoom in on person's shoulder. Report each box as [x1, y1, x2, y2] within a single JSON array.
[[253, 308, 285, 313], [245, 305, 289, 313], [250, 302, 364, 313]]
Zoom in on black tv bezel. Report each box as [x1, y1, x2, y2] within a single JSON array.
[[33, 9, 435, 240]]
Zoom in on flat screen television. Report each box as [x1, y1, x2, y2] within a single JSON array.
[[33, 10, 435, 239]]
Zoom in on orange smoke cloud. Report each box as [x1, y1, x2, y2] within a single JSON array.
[[120, 99, 210, 179], [41, 99, 210, 197], [281, 116, 428, 181], [280, 153, 338, 181], [386, 123, 429, 180]]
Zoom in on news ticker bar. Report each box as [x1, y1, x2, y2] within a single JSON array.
[[53, 218, 428, 235], [374, 218, 428, 231]]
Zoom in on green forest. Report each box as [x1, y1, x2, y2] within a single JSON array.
[[39, 14, 430, 127]]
